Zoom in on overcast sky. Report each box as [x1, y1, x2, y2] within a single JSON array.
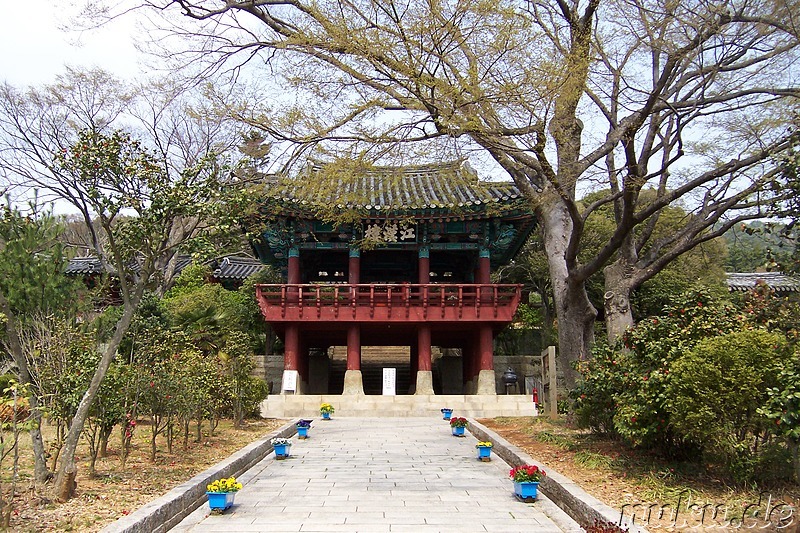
[[1, 1, 142, 86]]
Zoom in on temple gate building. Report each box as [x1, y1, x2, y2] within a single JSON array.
[[251, 161, 536, 413]]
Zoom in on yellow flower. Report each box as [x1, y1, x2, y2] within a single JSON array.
[[207, 476, 242, 493]]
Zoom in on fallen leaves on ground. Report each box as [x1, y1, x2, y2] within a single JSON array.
[[7, 418, 285, 532], [481, 417, 799, 531]]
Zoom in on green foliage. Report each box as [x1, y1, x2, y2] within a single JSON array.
[[512, 303, 542, 329], [164, 273, 265, 354], [0, 375, 16, 399], [574, 283, 800, 482], [220, 331, 268, 426], [112, 294, 170, 364], [723, 221, 789, 272], [668, 329, 791, 481], [164, 284, 232, 354], [35, 328, 101, 435], [0, 205, 81, 319], [570, 344, 624, 436], [165, 264, 212, 299], [741, 282, 800, 342], [573, 289, 745, 453], [759, 359, 800, 444]]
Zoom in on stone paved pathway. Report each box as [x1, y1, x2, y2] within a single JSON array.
[[171, 417, 566, 532]]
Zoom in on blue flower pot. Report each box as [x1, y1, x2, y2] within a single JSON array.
[[322, 412, 331, 420], [441, 409, 453, 420], [207, 491, 236, 511], [451, 426, 465, 436], [274, 443, 290, 459], [297, 425, 310, 438], [513, 481, 540, 500], [477, 446, 492, 461]]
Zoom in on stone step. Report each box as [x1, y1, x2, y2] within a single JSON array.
[[260, 394, 539, 418]]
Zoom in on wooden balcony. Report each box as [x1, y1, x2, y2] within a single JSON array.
[[255, 283, 522, 324]]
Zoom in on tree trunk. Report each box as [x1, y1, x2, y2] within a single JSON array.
[[0, 289, 53, 486], [603, 260, 635, 343], [53, 297, 139, 501], [99, 425, 113, 458], [167, 421, 173, 455], [541, 203, 597, 389], [150, 416, 159, 463], [28, 398, 52, 485]]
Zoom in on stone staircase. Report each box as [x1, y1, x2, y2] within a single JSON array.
[[260, 394, 538, 418]]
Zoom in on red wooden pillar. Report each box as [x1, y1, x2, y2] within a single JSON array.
[[417, 325, 432, 372], [348, 247, 360, 284], [346, 325, 361, 371], [476, 324, 496, 395], [418, 246, 430, 284], [478, 325, 494, 372], [287, 247, 301, 283], [287, 247, 300, 304], [284, 324, 300, 371], [476, 248, 491, 283]]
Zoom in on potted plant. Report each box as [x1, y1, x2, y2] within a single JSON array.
[[449, 417, 468, 436], [320, 403, 335, 420], [440, 407, 453, 420], [509, 464, 546, 501], [206, 476, 242, 511], [296, 419, 312, 439], [271, 437, 291, 459], [475, 441, 493, 461]]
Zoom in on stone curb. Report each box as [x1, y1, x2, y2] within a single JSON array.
[[469, 418, 647, 532], [101, 419, 297, 533]]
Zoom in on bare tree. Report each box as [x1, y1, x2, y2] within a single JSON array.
[[0, 68, 248, 500], [79, 0, 800, 383]]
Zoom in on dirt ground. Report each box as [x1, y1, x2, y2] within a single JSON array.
[[5, 418, 285, 532], [480, 417, 799, 531], [4, 416, 798, 531]]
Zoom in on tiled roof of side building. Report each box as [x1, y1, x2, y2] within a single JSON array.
[[66, 254, 265, 280], [64, 256, 107, 275], [727, 272, 800, 293], [268, 160, 527, 212], [211, 256, 266, 279]]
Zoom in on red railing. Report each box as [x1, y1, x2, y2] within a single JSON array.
[[255, 283, 522, 323]]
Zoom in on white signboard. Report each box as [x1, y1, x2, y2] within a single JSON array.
[[282, 370, 298, 393], [382, 368, 396, 396]]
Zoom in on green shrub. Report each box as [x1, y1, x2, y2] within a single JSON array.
[[668, 329, 792, 482], [571, 343, 623, 436]]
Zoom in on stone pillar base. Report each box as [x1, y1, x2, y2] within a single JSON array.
[[342, 370, 365, 395], [414, 370, 434, 395], [476, 370, 497, 395]]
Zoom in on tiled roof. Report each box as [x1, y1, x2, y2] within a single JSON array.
[[64, 256, 107, 275], [211, 256, 266, 280], [269, 161, 526, 212], [65, 254, 265, 281], [727, 272, 800, 293]]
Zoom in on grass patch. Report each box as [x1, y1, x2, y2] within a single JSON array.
[[573, 450, 616, 470], [536, 430, 577, 450]]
